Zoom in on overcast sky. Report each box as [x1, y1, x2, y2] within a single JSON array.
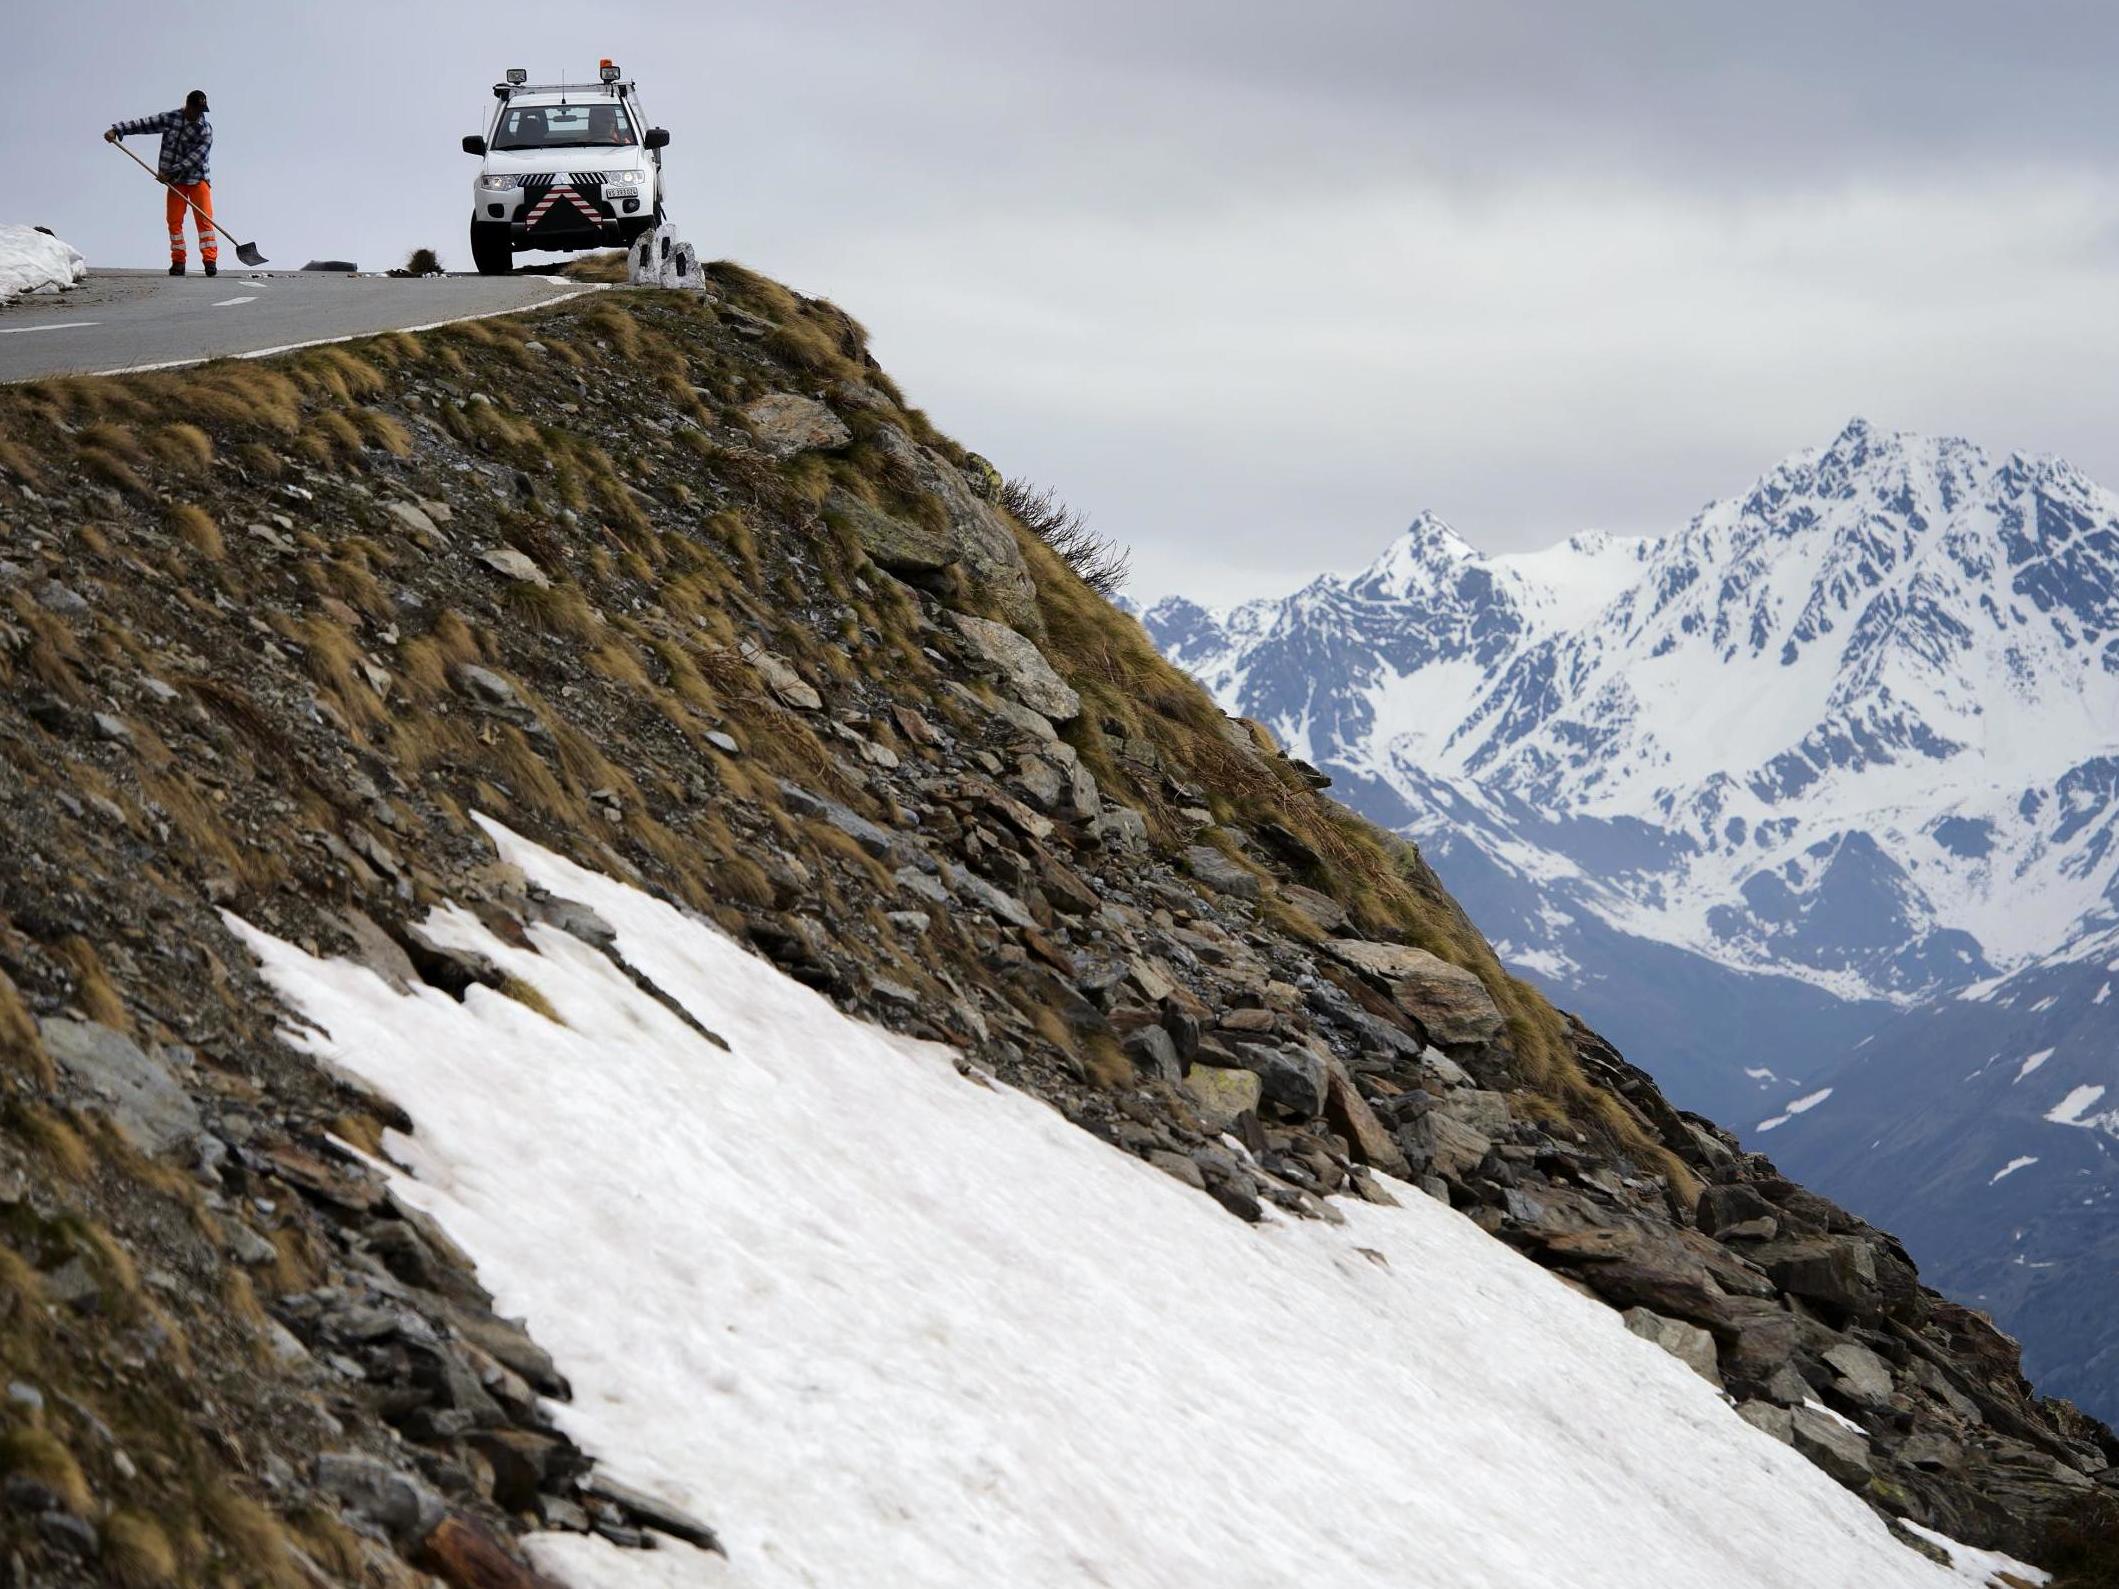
[[18, 1, 2119, 603]]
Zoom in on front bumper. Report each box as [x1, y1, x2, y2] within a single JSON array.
[[474, 174, 651, 248]]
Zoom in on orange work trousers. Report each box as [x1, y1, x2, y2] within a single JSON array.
[[164, 180, 218, 264]]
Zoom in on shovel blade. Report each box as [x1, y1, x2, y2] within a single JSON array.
[[235, 242, 267, 267]]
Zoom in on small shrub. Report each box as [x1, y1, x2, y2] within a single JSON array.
[[1000, 478, 1130, 598], [405, 246, 442, 276]]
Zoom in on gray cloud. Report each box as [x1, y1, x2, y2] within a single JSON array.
[[17, 2, 2119, 603]]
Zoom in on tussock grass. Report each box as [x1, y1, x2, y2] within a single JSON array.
[[0, 970, 55, 1087], [103, 1511, 181, 1587], [0, 1428, 91, 1514], [168, 503, 224, 560]]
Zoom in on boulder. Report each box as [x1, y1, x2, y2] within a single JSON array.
[[1696, 1183, 1778, 1241], [1324, 941, 1503, 1047], [828, 489, 957, 574], [1822, 1341, 1895, 1407], [1750, 1237, 1874, 1320], [38, 1018, 201, 1156], [1624, 1308, 1724, 1387], [316, 1453, 445, 1545], [874, 425, 1040, 628], [1226, 1044, 1327, 1118], [743, 393, 852, 457], [948, 613, 1080, 722], [1121, 1024, 1181, 1086], [1398, 1111, 1491, 1181], [1323, 1061, 1407, 1175], [1183, 846, 1262, 901], [478, 547, 549, 587], [1736, 1401, 1794, 1444], [1183, 1065, 1263, 1132], [1789, 1404, 1872, 1487]]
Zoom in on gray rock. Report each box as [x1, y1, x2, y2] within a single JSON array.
[[1121, 1024, 1181, 1085], [1398, 1111, 1492, 1180], [1736, 1401, 1794, 1444], [36, 580, 88, 615], [452, 663, 520, 708], [1822, 1341, 1895, 1406], [1789, 1404, 1872, 1486], [385, 501, 443, 544], [751, 650, 822, 712], [705, 730, 741, 754], [316, 1453, 446, 1544], [1183, 846, 1262, 901], [1227, 1043, 1327, 1118], [1324, 940, 1504, 1046], [948, 613, 1080, 721], [1183, 1065, 1263, 1132], [478, 546, 549, 587], [952, 868, 1037, 930], [828, 489, 956, 574], [584, 1472, 722, 1553], [1623, 1308, 1724, 1387], [1147, 1150, 1206, 1191], [1092, 806, 1150, 853], [1697, 1184, 1778, 1240], [1437, 1088, 1512, 1137], [38, 1018, 202, 1156], [873, 425, 1040, 628], [743, 393, 852, 457]]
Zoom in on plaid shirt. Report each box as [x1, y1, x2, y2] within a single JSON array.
[[112, 110, 212, 184]]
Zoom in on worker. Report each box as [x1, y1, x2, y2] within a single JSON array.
[[105, 89, 217, 277], [587, 104, 631, 145]]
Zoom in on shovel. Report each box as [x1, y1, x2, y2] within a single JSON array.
[[110, 139, 267, 267]]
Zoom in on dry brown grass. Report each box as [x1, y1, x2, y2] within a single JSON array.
[[0, 970, 55, 1087], [168, 502, 224, 561], [103, 1511, 181, 1587], [0, 1428, 91, 1514]]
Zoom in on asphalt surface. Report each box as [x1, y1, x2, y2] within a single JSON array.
[[0, 268, 598, 382]]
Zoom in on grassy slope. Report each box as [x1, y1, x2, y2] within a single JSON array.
[[0, 264, 1697, 1579]]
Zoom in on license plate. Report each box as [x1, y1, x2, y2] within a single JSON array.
[[603, 183, 639, 197]]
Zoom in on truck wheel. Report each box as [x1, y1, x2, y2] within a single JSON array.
[[470, 223, 513, 277]]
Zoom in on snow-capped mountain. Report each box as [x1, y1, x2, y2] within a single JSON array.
[[1147, 415, 2119, 1032], [1140, 419, 2119, 1420]]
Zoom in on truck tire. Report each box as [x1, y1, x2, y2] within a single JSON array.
[[470, 223, 513, 277]]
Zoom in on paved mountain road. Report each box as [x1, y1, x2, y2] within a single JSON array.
[[0, 269, 598, 382]]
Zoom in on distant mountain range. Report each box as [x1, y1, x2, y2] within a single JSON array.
[[1134, 419, 2119, 1419]]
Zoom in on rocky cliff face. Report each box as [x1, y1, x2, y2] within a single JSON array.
[[0, 280, 2110, 1584]]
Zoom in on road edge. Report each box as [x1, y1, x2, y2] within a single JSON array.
[[77, 276, 608, 379]]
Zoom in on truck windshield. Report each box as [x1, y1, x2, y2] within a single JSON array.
[[493, 102, 636, 150]]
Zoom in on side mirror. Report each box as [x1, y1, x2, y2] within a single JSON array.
[[644, 127, 669, 150], [462, 135, 487, 155]]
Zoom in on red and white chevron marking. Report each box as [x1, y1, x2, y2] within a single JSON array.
[[522, 186, 604, 227]]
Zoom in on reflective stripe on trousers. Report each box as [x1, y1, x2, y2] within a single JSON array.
[[164, 180, 218, 262]]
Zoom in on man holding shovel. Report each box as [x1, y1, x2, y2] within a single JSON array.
[[106, 90, 218, 276]]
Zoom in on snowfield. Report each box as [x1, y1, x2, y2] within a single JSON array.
[[0, 224, 86, 301], [231, 819, 2038, 1589]]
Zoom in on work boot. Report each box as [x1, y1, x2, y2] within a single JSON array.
[[203, 260, 217, 277], [168, 262, 185, 277]]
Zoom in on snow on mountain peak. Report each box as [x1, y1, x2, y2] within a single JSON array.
[[1147, 419, 2119, 1000]]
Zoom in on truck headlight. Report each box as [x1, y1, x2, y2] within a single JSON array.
[[480, 174, 522, 191], [606, 170, 645, 185]]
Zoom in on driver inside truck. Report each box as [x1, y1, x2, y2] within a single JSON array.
[[587, 105, 630, 145]]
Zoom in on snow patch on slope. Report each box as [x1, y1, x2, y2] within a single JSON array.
[[229, 819, 2009, 1589]]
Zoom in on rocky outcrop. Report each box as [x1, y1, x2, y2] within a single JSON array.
[[0, 266, 2105, 1585]]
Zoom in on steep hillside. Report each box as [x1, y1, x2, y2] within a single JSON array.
[[0, 281, 2109, 1585]]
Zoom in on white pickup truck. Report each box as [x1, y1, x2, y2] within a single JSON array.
[[463, 61, 670, 276]]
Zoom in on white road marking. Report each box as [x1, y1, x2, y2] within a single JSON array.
[[212, 295, 259, 307], [0, 321, 101, 336]]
